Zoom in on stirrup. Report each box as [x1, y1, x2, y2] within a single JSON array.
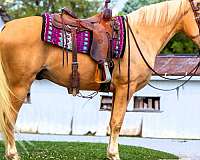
[[95, 62, 111, 84], [101, 62, 112, 83]]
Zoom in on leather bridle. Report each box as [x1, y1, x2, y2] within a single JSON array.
[[189, 0, 200, 39], [189, 0, 200, 30]]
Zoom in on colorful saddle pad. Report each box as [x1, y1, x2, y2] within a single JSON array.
[[41, 13, 126, 59]]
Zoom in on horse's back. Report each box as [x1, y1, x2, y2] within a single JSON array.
[[0, 16, 42, 44]]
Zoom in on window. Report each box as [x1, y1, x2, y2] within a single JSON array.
[[99, 95, 161, 112], [100, 95, 113, 111], [133, 96, 160, 112]]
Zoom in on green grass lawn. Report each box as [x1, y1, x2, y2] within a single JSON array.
[[0, 141, 178, 160]]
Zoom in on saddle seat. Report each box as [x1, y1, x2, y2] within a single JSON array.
[[52, 8, 103, 31]]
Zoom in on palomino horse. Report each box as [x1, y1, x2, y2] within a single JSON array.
[[0, 0, 200, 159]]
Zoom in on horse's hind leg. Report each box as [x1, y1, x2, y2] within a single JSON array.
[[4, 84, 30, 160], [107, 85, 134, 160]]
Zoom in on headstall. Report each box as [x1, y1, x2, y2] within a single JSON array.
[[189, 0, 200, 32]]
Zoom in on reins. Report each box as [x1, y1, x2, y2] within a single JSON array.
[[126, 17, 131, 100], [148, 62, 200, 91], [126, 17, 200, 81], [125, 0, 200, 92]]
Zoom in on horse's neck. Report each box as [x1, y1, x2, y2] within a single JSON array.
[[127, 0, 189, 58]]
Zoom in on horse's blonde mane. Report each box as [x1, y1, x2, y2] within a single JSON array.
[[128, 0, 189, 26]]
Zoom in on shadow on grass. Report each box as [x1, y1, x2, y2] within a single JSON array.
[[0, 141, 178, 160]]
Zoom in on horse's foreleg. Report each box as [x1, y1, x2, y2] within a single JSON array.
[[107, 86, 129, 160], [5, 85, 30, 160]]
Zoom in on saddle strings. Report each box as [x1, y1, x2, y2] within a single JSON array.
[[61, 12, 69, 66]]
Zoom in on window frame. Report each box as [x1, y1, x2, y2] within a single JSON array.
[[132, 96, 162, 113], [100, 95, 113, 111]]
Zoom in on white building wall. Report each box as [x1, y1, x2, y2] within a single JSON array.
[[0, 17, 4, 30], [16, 80, 142, 136], [15, 77, 200, 139], [141, 77, 200, 139], [16, 81, 73, 134]]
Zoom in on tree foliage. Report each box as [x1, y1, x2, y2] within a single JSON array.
[[122, 0, 164, 14], [162, 33, 199, 54], [122, 0, 198, 54], [1, 0, 100, 19]]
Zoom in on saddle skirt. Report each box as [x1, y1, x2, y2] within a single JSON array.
[[41, 13, 126, 59]]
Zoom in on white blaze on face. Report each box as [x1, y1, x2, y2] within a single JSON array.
[[0, 17, 4, 31]]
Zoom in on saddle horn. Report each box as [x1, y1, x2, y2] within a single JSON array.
[[103, 0, 112, 20], [104, 0, 111, 8]]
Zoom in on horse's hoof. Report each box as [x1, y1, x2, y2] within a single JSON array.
[[5, 153, 20, 160], [107, 153, 120, 160], [107, 156, 120, 160]]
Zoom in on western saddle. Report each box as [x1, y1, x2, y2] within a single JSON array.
[[52, 0, 118, 96]]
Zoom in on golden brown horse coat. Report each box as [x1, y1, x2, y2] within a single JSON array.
[[0, 0, 200, 159]]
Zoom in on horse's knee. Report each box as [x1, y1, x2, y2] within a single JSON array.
[[110, 121, 123, 133]]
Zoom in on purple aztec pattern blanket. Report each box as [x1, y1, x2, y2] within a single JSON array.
[[112, 16, 126, 58], [41, 13, 126, 58]]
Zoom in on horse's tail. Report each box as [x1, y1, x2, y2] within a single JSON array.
[[0, 49, 14, 141]]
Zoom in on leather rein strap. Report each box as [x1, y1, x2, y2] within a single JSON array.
[[126, 17, 131, 101]]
